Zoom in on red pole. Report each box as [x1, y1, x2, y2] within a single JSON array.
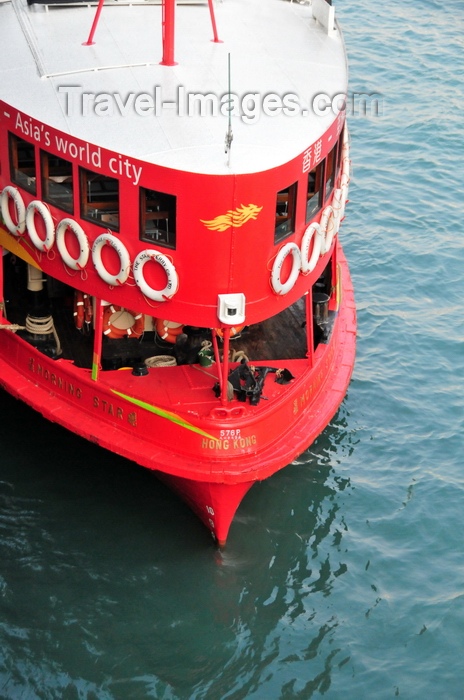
[[305, 290, 314, 368], [91, 298, 104, 381], [207, 0, 221, 43], [83, 0, 105, 46], [0, 248, 4, 321], [211, 331, 223, 390], [161, 0, 177, 66], [220, 328, 231, 405]]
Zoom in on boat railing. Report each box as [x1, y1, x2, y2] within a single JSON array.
[[27, 0, 207, 7]]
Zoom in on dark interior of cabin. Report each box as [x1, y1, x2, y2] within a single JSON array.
[[1, 254, 335, 372]]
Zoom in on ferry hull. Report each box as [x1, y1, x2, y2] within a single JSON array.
[[0, 0, 355, 545], [0, 241, 355, 545]]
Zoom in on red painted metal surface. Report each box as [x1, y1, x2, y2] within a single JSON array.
[[83, 0, 105, 46], [207, 0, 221, 43], [161, 0, 177, 66], [0, 238, 355, 544], [0, 82, 354, 544], [0, 101, 344, 329]]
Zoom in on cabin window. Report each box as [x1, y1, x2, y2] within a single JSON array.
[[140, 187, 176, 249], [41, 151, 74, 213], [80, 168, 119, 230], [324, 143, 337, 199], [275, 182, 297, 243], [9, 133, 36, 194], [306, 161, 324, 222]]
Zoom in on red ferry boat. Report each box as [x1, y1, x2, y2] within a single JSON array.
[[0, 0, 356, 545]]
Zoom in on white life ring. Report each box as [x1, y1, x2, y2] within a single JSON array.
[[331, 188, 343, 231], [26, 200, 55, 252], [340, 128, 350, 183], [133, 249, 179, 302], [341, 155, 351, 180], [335, 139, 350, 226], [56, 218, 90, 271], [342, 122, 349, 147], [92, 233, 130, 286], [341, 132, 349, 162], [341, 179, 349, 217], [300, 222, 322, 275], [333, 180, 349, 227], [1, 186, 26, 237], [320, 205, 336, 255], [271, 242, 301, 295]]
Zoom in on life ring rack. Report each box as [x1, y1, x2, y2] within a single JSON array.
[[1, 186, 26, 237], [270, 242, 301, 295], [102, 304, 144, 339], [92, 233, 131, 286], [56, 218, 90, 271], [26, 200, 55, 253], [133, 249, 179, 302]]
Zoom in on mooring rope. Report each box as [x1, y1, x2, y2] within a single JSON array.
[[230, 349, 249, 363], [0, 323, 26, 332]]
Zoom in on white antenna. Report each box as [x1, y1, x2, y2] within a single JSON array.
[[224, 53, 233, 166]]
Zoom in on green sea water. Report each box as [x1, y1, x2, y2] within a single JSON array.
[[1, 0, 463, 697]]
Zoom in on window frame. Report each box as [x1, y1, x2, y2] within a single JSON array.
[[139, 186, 177, 250], [274, 182, 298, 244], [9, 133, 37, 195], [40, 150, 74, 214], [324, 141, 339, 200], [305, 161, 325, 223], [79, 167, 120, 231]]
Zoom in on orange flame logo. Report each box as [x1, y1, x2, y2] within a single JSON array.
[[201, 203, 263, 232]]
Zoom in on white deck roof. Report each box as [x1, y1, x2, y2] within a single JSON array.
[[0, 0, 348, 174]]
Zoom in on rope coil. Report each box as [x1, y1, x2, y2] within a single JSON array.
[[25, 314, 62, 356], [144, 355, 177, 368]]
